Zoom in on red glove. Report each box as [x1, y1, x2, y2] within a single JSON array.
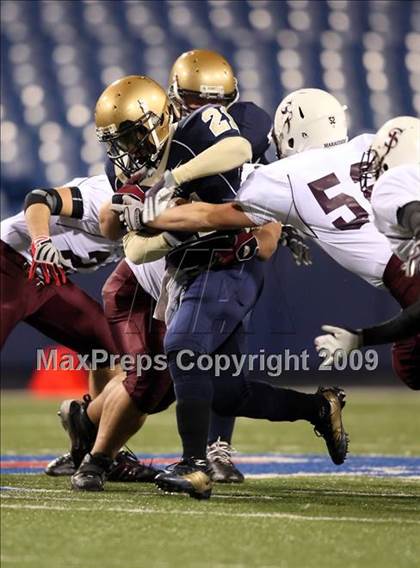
[[28, 236, 70, 286]]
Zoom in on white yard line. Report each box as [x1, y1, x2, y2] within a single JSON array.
[[2, 502, 420, 525], [1, 486, 419, 499]]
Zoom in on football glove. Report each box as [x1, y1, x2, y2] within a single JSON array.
[[314, 325, 361, 367], [280, 225, 312, 266], [111, 194, 145, 232], [142, 171, 178, 224], [28, 236, 71, 286], [403, 238, 420, 278], [215, 230, 259, 266]]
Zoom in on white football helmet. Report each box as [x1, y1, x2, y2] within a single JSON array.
[[359, 116, 420, 196], [369, 116, 419, 175], [273, 88, 348, 158]]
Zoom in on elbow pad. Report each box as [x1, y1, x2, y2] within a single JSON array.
[[24, 186, 83, 218], [24, 188, 63, 215]]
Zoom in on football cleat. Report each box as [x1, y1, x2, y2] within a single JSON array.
[[155, 458, 213, 500], [44, 452, 76, 477], [207, 438, 244, 483], [71, 453, 113, 492], [59, 395, 97, 469], [313, 386, 349, 465], [107, 449, 161, 483]]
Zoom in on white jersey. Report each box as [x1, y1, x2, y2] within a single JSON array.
[[0, 175, 123, 273], [126, 257, 165, 302], [371, 163, 420, 262], [238, 134, 393, 287]]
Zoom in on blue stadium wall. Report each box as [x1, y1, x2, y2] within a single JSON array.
[[1, 0, 417, 384]]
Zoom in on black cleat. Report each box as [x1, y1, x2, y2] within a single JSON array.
[[59, 395, 97, 469], [207, 438, 244, 483], [313, 386, 349, 465], [155, 458, 213, 500], [107, 450, 161, 483], [45, 452, 76, 477], [71, 453, 113, 492]]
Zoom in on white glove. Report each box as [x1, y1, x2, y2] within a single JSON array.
[[142, 170, 178, 224], [403, 238, 420, 278], [314, 325, 361, 366], [111, 195, 145, 232]]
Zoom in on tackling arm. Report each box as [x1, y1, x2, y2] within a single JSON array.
[[24, 186, 80, 285], [146, 201, 256, 232], [315, 299, 420, 366], [253, 222, 282, 260], [99, 201, 126, 241], [24, 186, 76, 240]]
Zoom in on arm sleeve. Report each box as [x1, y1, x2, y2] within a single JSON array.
[[172, 136, 252, 185], [361, 300, 420, 345], [123, 231, 173, 264]]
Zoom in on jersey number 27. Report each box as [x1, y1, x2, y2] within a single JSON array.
[[201, 107, 239, 137]]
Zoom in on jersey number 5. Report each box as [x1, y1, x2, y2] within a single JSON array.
[[308, 164, 369, 231], [201, 107, 239, 137]]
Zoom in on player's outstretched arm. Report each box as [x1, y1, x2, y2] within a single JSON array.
[[253, 222, 282, 260], [99, 201, 126, 241], [24, 186, 76, 285], [146, 201, 256, 232], [315, 299, 420, 365], [25, 186, 74, 238]]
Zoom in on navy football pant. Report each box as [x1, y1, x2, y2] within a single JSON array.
[[165, 261, 264, 459]]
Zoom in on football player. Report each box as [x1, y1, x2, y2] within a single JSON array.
[[95, 80, 348, 497], [55, 50, 276, 485], [66, 77, 345, 498], [0, 174, 160, 481], [59, 71, 274, 487], [315, 117, 420, 385], [145, 89, 420, 390]]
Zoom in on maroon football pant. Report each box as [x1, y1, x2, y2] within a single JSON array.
[[0, 240, 117, 362], [102, 260, 174, 414], [383, 254, 420, 390]]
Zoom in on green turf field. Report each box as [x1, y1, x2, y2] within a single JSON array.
[[1, 389, 420, 568]]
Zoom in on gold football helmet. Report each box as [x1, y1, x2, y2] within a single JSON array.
[[168, 49, 238, 116], [95, 75, 173, 178]]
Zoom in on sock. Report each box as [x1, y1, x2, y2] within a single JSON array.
[[236, 381, 328, 424], [176, 400, 211, 460], [80, 407, 98, 445], [208, 413, 236, 445], [168, 351, 213, 460]]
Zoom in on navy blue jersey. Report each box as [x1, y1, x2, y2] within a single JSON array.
[[105, 102, 272, 191], [167, 104, 242, 204], [228, 101, 272, 164]]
